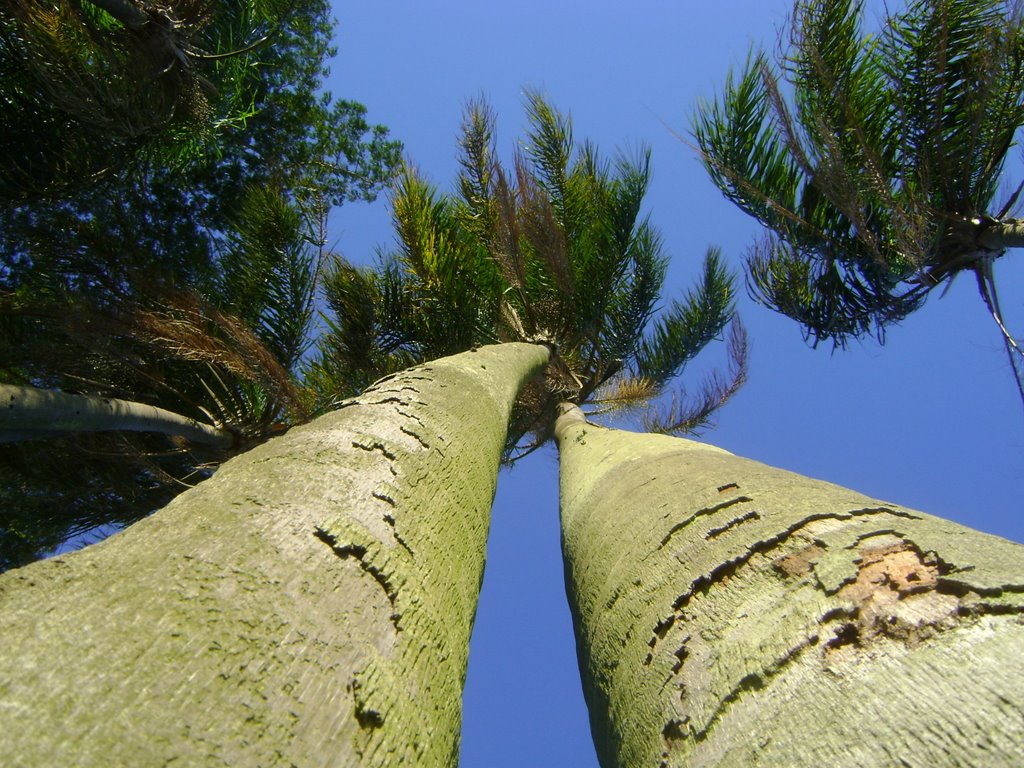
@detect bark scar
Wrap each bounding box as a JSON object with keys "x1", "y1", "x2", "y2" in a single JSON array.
[
  {"x1": 352, "y1": 439, "x2": 398, "y2": 461},
  {"x1": 313, "y1": 528, "x2": 402, "y2": 630},
  {"x1": 672, "y1": 507, "x2": 917, "y2": 612},
  {"x1": 824, "y1": 539, "x2": 959, "y2": 651},
  {"x1": 705, "y1": 510, "x2": 761, "y2": 540},
  {"x1": 659, "y1": 496, "x2": 753, "y2": 547}
]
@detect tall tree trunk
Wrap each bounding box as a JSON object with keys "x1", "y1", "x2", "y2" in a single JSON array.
[
  {"x1": 0, "y1": 383, "x2": 233, "y2": 447},
  {"x1": 555, "y1": 405, "x2": 1024, "y2": 768},
  {"x1": 0, "y1": 343, "x2": 549, "y2": 767}
]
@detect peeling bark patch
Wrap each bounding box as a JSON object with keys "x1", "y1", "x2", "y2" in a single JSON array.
[
  {"x1": 671, "y1": 642, "x2": 689, "y2": 674},
  {"x1": 353, "y1": 395, "x2": 416, "y2": 409},
  {"x1": 313, "y1": 528, "x2": 402, "y2": 630},
  {"x1": 843, "y1": 542, "x2": 939, "y2": 601},
  {"x1": 650, "y1": 509, "x2": 920, "y2": 687},
  {"x1": 670, "y1": 508, "x2": 901, "y2": 613},
  {"x1": 644, "y1": 616, "x2": 678, "y2": 666},
  {"x1": 662, "y1": 718, "x2": 688, "y2": 743},
  {"x1": 377, "y1": 512, "x2": 414, "y2": 557},
  {"x1": 653, "y1": 615, "x2": 676, "y2": 639},
  {"x1": 352, "y1": 440, "x2": 397, "y2": 462},
  {"x1": 846, "y1": 506, "x2": 919, "y2": 521},
  {"x1": 350, "y1": 675, "x2": 386, "y2": 732},
  {"x1": 354, "y1": 703, "x2": 384, "y2": 730},
  {"x1": 824, "y1": 620, "x2": 860, "y2": 651},
  {"x1": 399, "y1": 425, "x2": 430, "y2": 449},
  {"x1": 825, "y1": 541, "x2": 960, "y2": 649},
  {"x1": 395, "y1": 408, "x2": 427, "y2": 428}
]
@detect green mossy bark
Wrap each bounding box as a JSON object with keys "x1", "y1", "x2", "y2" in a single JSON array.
[
  {"x1": 0, "y1": 343, "x2": 549, "y2": 768},
  {"x1": 556, "y1": 409, "x2": 1024, "y2": 768}
]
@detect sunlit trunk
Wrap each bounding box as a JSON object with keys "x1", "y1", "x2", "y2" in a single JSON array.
[
  {"x1": 978, "y1": 216, "x2": 1024, "y2": 250},
  {"x1": 0, "y1": 384, "x2": 233, "y2": 447},
  {"x1": 0, "y1": 343, "x2": 549, "y2": 767},
  {"x1": 556, "y1": 404, "x2": 1024, "y2": 767}
]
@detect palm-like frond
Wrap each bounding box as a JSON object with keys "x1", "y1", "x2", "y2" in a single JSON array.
[
  {"x1": 457, "y1": 96, "x2": 500, "y2": 239},
  {"x1": 695, "y1": 0, "x2": 1024, "y2": 365},
  {"x1": 317, "y1": 93, "x2": 746, "y2": 455},
  {"x1": 636, "y1": 247, "x2": 735, "y2": 385},
  {"x1": 0, "y1": 433, "x2": 184, "y2": 571},
  {"x1": 392, "y1": 165, "x2": 505, "y2": 353},
  {"x1": 644, "y1": 317, "x2": 749, "y2": 435},
  {"x1": 306, "y1": 255, "x2": 419, "y2": 402},
  {"x1": 218, "y1": 184, "x2": 319, "y2": 371},
  {"x1": 882, "y1": 0, "x2": 1024, "y2": 212},
  {"x1": 0, "y1": 0, "x2": 283, "y2": 200},
  {"x1": 0, "y1": 0, "x2": 402, "y2": 568},
  {"x1": 524, "y1": 89, "x2": 573, "y2": 220}
]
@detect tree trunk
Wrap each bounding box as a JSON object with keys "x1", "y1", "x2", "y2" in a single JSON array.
[
  {"x1": 978, "y1": 216, "x2": 1024, "y2": 250},
  {"x1": 555, "y1": 405, "x2": 1024, "y2": 768},
  {"x1": 0, "y1": 384, "x2": 233, "y2": 447},
  {"x1": 0, "y1": 343, "x2": 549, "y2": 767}
]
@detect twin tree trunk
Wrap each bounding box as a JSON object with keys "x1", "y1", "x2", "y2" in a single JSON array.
[
  {"x1": 0, "y1": 343, "x2": 549, "y2": 767},
  {"x1": 555, "y1": 405, "x2": 1024, "y2": 767},
  {"x1": 2, "y1": 346, "x2": 1021, "y2": 767}
]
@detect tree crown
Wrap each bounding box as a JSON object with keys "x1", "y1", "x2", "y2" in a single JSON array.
[
  {"x1": 694, "y1": 0, "x2": 1024, "y2": 349},
  {"x1": 312, "y1": 92, "x2": 746, "y2": 459}
]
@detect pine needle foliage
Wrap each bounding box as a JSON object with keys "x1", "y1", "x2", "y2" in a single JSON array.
[
  {"x1": 0, "y1": 0, "x2": 400, "y2": 565},
  {"x1": 314, "y1": 93, "x2": 746, "y2": 457},
  {"x1": 694, "y1": 0, "x2": 1024, "y2": 401},
  {"x1": 0, "y1": 0, "x2": 290, "y2": 200},
  {"x1": 218, "y1": 185, "x2": 320, "y2": 373}
]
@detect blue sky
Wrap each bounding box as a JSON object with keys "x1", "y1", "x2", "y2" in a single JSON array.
[{"x1": 326, "y1": 2, "x2": 1024, "y2": 765}]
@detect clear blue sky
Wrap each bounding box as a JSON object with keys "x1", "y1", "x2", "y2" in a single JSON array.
[{"x1": 326, "y1": 2, "x2": 1024, "y2": 765}]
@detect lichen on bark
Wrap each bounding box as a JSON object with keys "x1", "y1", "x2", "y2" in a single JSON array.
[
  {"x1": 0, "y1": 343, "x2": 549, "y2": 767},
  {"x1": 556, "y1": 411, "x2": 1024, "y2": 768}
]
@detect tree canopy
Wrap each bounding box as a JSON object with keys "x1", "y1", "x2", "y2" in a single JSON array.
[
  {"x1": 1, "y1": 0, "x2": 289, "y2": 200},
  {"x1": 694, "y1": 0, "x2": 1024, "y2": 396},
  {"x1": 0, "y1": 0, "x2": 401, "y2": 568},
  {"x1": 311, "y1": 93, "x2": 747, "y2": 459}
]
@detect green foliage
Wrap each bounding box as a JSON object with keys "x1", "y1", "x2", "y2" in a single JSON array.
[
  {"x1": 313, "y1": 93, "x2": 744, "y2": 456},
  {"x1": 695, "y1": 0, "x2": 1024, "y2": 347},
  {"x1": 218, "y1": 185, "x2": 319, "y2": 371},
  {"x1": 636, "y1": 248, "x2": 734, "y2": 383},
  {"x1": 0, "y1": 0, "x2": 267, "y2": 200},
  {"x1": 0, "y1": 433, "x2": 191, "y2": 572},
  {"x1": 0, "y1": 0, "x2": 401, "y2": 567},
  {"x1": 306, "y1": 256, "x2": 419, "y2": 398}
]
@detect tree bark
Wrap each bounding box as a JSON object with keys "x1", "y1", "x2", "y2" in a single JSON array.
[
  {"x1": 0, "y1": 343, "x2": 549, "y2": 767},
  {"x1": 978, "y1": 217, "x2": 1024, "y2": 251},
  {"x1": 0, "y1": 384, "x2": 234, "y2": 447},
  {"x1": 555, "y1": 405, "x2": 1024, "y2": 768}
]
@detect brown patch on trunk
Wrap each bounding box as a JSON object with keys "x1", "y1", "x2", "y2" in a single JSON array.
[
  {"x1": 840, "y1": 542, "x2": 939, "y2": 601},
  {"x1": 829, "y1": 541, "x2": 959, "y2": 649},
  {"x1": 773, "y1": 544, "x2": 826, "y2": 578}
]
